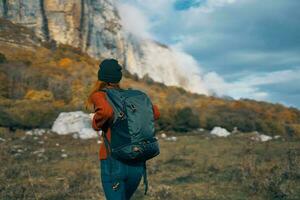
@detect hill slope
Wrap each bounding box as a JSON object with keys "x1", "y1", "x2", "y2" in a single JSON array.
[{"x1": 0, "y1": 18, "x2": 300, "y2": 137}]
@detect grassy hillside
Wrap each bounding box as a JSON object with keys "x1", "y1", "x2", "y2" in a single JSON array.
[
  {"x1": 0, "y1": 18, "x2": 300, "y2": 137},
  {"x1": 1, "y1": 128, "x2": 299, "y2": 200}
]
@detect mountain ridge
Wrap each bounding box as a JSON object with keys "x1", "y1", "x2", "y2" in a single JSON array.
[{"x1": 0, "y1": 0, "x2": 207, "y2": 94}]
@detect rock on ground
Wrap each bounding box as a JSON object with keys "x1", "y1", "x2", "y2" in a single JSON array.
[
  {"x1": 250, "y1": 132, "x2": 273, "y2": 142},
  {"x1": 210, "y1": 127, "x2": 231, "y2": 137},
  {"x1": 51, "y1": 111, "x2": 98, "y2": 139}
]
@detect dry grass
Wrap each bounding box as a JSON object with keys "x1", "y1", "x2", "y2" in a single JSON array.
[{"x1": 1, "y1": 128, "x2": 299, "y2": 200}]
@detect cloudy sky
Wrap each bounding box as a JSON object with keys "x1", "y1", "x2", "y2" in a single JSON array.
[{"x1": 117, "y1": 0, "x2": 300, "y2": 108}]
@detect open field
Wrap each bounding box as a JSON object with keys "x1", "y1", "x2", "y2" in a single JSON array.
[{"x1": 0, "y1": 128, "x2": 299, "y2": 200}]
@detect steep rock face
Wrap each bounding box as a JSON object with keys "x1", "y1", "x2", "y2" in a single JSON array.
[
  {"x1": 0, "y1": 0, "x2": 125, "y2": 59},
  {"x1": 0, "y1": 0, "x2": 207, "y2": 94}
]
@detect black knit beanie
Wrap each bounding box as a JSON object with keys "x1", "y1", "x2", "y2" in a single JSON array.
[{"x1": 98, "y1": 59, "x2": 122, "y2": 83}]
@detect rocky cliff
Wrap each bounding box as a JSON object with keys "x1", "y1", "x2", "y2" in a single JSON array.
[{"x1": 0, "y1": 0, "x2": 207, "y2": 94}]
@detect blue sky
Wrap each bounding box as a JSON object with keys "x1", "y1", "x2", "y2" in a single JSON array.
[
  {"x1": 117, "y1": 0, "x2": 300, "y2": 109},
  {"x1": 174, "y1": 0, "x2": 204, "y2": 10}
]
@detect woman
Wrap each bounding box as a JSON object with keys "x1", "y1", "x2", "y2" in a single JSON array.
[{"x1": 86, "y1": 59, "x2": 160, "y2": 200}]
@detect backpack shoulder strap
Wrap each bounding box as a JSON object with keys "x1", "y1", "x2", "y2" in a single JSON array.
[
  {"x1": 99, "y1": 88, "x2": 125, "y2": 123},
  {"x1": 143, "y1": 162, "x2": 148, "y2": 195}
]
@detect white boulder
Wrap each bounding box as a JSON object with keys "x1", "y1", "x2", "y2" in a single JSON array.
[
  {"x1": 274, "y1": 135, "x2": 281, "y2": 139},
  {"x1": 259, "y1": 134, "x2": 273, "y2": 142},
  {"x1": 210, "y1": 127, "x2": 231, "y2": 137},
  {"x1": 251, "y1": 133, "x2": 273, "y2": 142},
  {"x1": 51, "y1": 111, "x2": 97, "y2": 139}
]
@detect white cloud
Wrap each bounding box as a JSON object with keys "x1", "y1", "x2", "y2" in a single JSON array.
[
  {"x1": 240, "y1": 68, "x2": 300, "y2": 86},
  {"x1": 203, "y1": 67, "x2": 300, "y2": 101},
  {"x1": 117, "y1": 3, "x2": 152, "y2": 38},
  {"x1": 117, "y1": 0, "x2": 300, "y2": 107},
  {"x1": 203, "y1": 71, "x2": 269, "y2": 100},
  {"x1": 118, "y1": 0, "x2": 293, "y2": 102}
]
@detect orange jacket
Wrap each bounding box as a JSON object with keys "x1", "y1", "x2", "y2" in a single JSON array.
[{"x1": 91, "y1": 91, "x2": 160, "y2": 160}]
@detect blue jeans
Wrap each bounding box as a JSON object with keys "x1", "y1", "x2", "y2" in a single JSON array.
[{"x1": 100, "y1": 156, "x2": 145, "y2": 200}]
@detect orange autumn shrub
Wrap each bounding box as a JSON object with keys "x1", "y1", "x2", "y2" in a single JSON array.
[{"x1": 58, "y1": 58, "x2": 73, "y2": 68}]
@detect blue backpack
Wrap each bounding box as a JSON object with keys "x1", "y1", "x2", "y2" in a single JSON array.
[{"x1": 101, "y1": 88, "x2": 160, "y2": 194}]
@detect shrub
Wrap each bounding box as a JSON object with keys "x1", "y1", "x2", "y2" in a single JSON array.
[
  {"x1": 0, "y1": 71, "x2": 9, "y2": 98},
  {"x1": 173, "y1": 107, "x2": 200, "y2": 132},
  {"x1": 141, "y1": 73, "x2": 154, "y2": 85},
  {"x1": 265, "y1": 120, "x2": 286, "y2": 136},
  {"x1": 157, "y1": 107, "x2": 200, "y2": 132},
  {"x1": 0, "y1": 99, "x2": 72, "y2": 129},
  {"x1": 123, "y1": 69, "x2": 139, "y2": 81},
  {"x1": 205, "y1": 115, "x2": 223, "y2": 130},
  {"x1": 24, "y1": 89, "x2": 54, "y2": 101},
  {"x1": 157, "y1": 112, "x2": 174, "y2": 131},
  {"x1": 285, "y1": 124, "x2": 300, "y2": 138},
  {"x1": 0, "y1": 53, "x2": 7, "y2": 63},
  {"x1": 58, "y1": 58, "x2": 73, "y2": 68},
  {"x1": 48, "y1": 77, "x2": 72, "y2": 102}
]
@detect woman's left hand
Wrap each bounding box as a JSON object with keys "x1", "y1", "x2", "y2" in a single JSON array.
[{"x1": 89, "y1": 113, "x2": 95, "y2": 120}]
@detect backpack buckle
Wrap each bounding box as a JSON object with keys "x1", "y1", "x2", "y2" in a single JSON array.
[
  {"x1": 133, "y1": 146, "x2": 142, "y2": 152},
  {"x1": 119, "y1": 111, "x2": 125, "y2": 120},
  {"x1": 130, "y1": 104, "x2": 136, "y2": 112}
]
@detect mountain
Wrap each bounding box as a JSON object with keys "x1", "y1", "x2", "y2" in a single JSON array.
[
  {"x1": 0, "y1": 0, "x2": 206, "y2": 94},
  {"x1": 0, "y1": 2, "x2": 300, "y2": 138}
]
